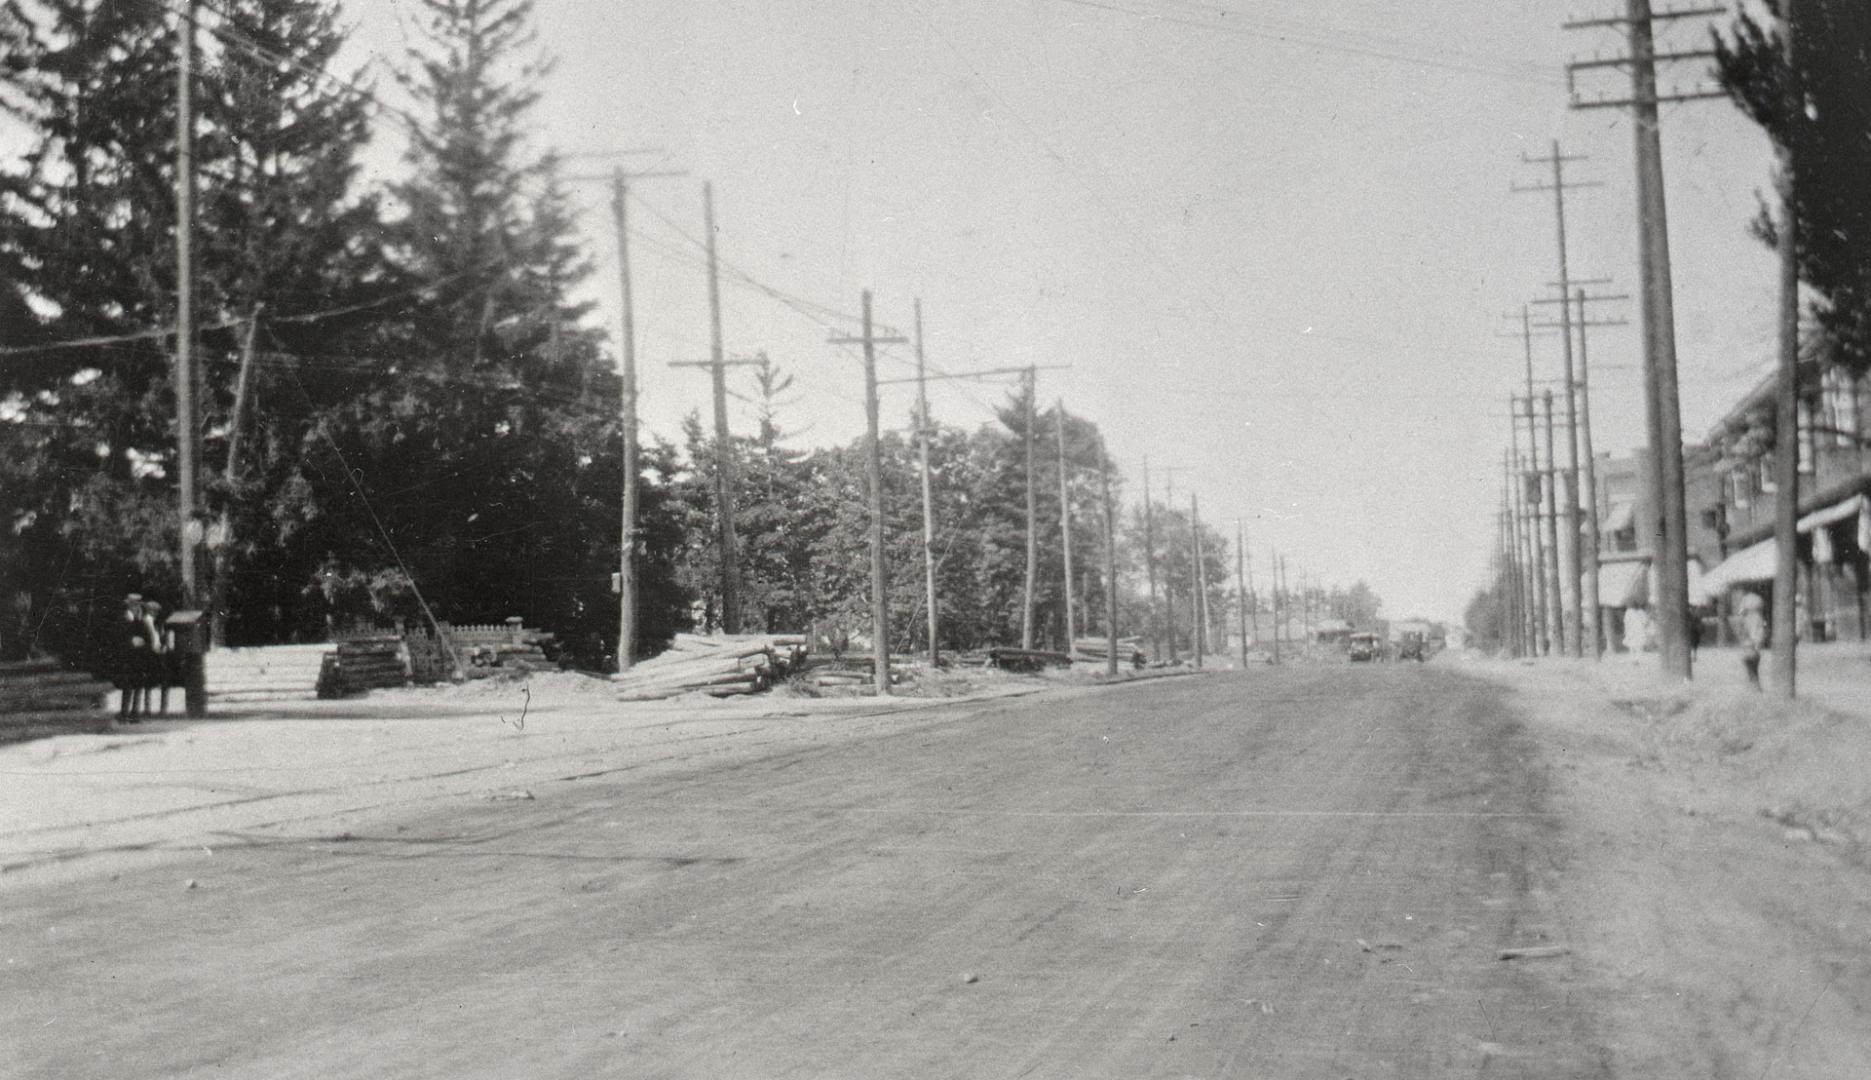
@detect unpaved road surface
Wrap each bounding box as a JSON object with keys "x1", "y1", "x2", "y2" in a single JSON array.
[{"x1": 3, "y1": 665, "x2": 1863, "y2": 1077}]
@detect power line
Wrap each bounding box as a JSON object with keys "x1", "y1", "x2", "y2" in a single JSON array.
[{"x1": 1048, "y1": 0, "x2": 1562, "y2": 86}]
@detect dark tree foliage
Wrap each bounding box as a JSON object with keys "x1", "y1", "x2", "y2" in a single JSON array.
[
  {"x1": 296, "y1": 0, "x2": 639, "y2": 662},
  {"x1": 0, "y1": 0, "x2": 387, "y2": 663},
  {"x1": 1716, "y1": 0, "x2": 1871, "y2": 375}
]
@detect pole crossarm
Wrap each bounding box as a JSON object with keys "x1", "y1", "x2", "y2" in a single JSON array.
[
  {"x1": 1570, "y1": 89, "x2": 1728, "y2": 109},
  {"x1": 1532, "y1": 292, "x2": 1630, "y2": 305},
  {"x1": 1531, "y1": 319, "x2": 1631, "y2": 330},
  {"x1": 1567, "y1": 49, "x2": 1716, "y2": 72},
  {"x1": 1563, "y1": 6, "x2": 1724, "y2": 29},
  {"x1": 875, "y1": 363, "x2": 1065, "y2": 386}
]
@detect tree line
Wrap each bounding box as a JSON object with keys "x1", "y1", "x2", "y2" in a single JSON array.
[{"x1": 0, "y1": 0, "x2": 1375, "y2": 672}]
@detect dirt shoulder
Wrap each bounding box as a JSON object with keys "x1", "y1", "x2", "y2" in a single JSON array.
[{"x1": 1456, "y1": 647, "x2": 1871, "y2": 1078}]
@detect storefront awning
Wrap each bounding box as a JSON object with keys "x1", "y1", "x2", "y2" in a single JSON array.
[
  {"x1": 1799, "y1": 493, "x2": 1865, "y2": 533},
  {"x1": 1701, "y1": 538, "x2": 1778, "y2": 594}
]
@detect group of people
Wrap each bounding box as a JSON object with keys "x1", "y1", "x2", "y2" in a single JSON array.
[{"x1": 116, "y1": 593, "x2": 178, "y2": 720}]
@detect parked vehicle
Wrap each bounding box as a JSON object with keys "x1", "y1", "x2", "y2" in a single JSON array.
[
  {"x1": 1396, "y1": 630, "x2": 1426, "y2": 662},
  {"x1": 1347, "y1": 632, "x2": 1380, "y2": 662}
]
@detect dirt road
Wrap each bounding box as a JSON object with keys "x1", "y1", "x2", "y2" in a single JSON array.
[{"x1": 5, "y1": 664, "x2": 1865, "y2": 1078}]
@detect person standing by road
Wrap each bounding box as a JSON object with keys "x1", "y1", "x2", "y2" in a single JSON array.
[{"x1": 1739, "y1": 591, "x2": 1768, "y2": 691}]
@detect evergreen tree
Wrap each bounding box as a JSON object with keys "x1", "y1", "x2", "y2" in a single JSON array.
[
  {"x1": 306, "y1": 0, "x2": 620, "y2": 646},
  {"x1": 1716, "y1": 0, "x2": 1871, "y2": 375},
  {"x1": 0, "y1": 0, "x2": 385, "y2": 661}
]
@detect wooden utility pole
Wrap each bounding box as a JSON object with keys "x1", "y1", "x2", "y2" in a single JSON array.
[
  {"x1": 173, "y1": 0, "x2": 205, "y2": 717},
  {"x1": 1158, "y1": 465, "x2": 1189, "y2": 662},
  {"x1": 1515, "y1": 142, "x2": 1599, "y2": 657},
  {"x1": 1770, "y1": 0, "x2": 1804, "y2": 699},
  {"x1": 1574, "y1": 289, "x2": 1611, "y2": 657},
  {"x1": 1021, "y1": 366, "x2": 1039, "y2": 650},
  {"x1": 831, "y1": 293, "x2": 907, "y2": 695},
  {"x1": 915, "y1": 300, "x2": 939, "y2": 666},
  {"x1": 878, "y1": 360, "x2": 1061, "y2": 660},
  {"x1": 1235, "y1": 520, "x2": 1249, "y2": 668},
  {"x1": 175, "y1": 0, "x2": 201, "y2": 612},
  {"x1": 1512, "y1": 395, "x2": 1549, "y2": 655},
  {"x1": 1541, "y1": 390, "x2": 1566, "y2": 655},
  {"x1": 1056, "y1": 400, "x2": 1077, "y2": 651},
  {"x1": 209, "y1": 308, "x2": 263, "y2": 650},
  {"x1": 1566, "y1": 0, "x2": 1724, "y2": 680},
  {"x1": 1100, "y1": 437, "x2": 1120, "y2": 677},
  {"x1": 1536, "y1": 287, "x2": 1630, "y2": 657},
  {"x1": 1142, "y1": 458, "x2": 1161, "y2": 662},
  {"x1": 698, "y1": 182, "x2": 744, "y2": 633},
  {"x1": 604, "y1": 166, "x2": 683, "y2": 671},
  {"x1": 1190, "y1": 493, "x2": 1206, "y2": 667}
]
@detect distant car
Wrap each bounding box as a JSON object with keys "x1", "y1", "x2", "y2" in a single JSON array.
[
  {"x1": 1348, "y1": 632, "x2": 1380, "y2": 662},
  {"x1": 1395, "y1": 631, "x2": 1426, "y2": 662}
]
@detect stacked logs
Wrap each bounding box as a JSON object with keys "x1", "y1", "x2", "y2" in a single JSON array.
[
  {"x1": 0, "y1": 657, "x2": 114, "y2": 742},
  {"x1": 315, "y1": 637, "x2": 410, "y2": 698},
  {"x1": 1070, "y1": 636, "x2": 1147, "y2": 669},
  {"x1": 613, "y1": 633, "x2": 808, "y2": 701}
]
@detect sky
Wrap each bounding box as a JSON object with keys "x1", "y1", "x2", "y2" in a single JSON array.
[{"x1": 331, "y1": 0, "x2": 1783, "y2": 624}]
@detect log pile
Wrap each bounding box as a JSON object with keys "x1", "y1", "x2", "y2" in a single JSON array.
[
  {"x1": 987, "y1": 647, "x2": 1073, "y2": 673},
  {"x1": 0, "y1": 657, "x2": 114, "y2": 742},
  {"x1": 315, "y1": 637, "x2": 410, "y2": 698},
  {"x1": 792, "y1": 654, "x2": 916, "y2": 691},
  {"x1": 1070, "y1": 636, "x2": 1147, "y2": 669},
  {"x1": 613, "y1": 633, "x2": 808, "y2": 701},
  {"x1": 462, "y1": 631, "x2": 556, "y2": 678}
]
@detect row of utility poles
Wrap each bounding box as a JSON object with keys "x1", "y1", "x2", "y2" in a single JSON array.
[{"x1": 1500, "y1": 1, "x2": 1806, "y2": 699}]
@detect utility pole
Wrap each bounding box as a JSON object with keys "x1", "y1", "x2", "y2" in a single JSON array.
[
  {"x1": 1190, "y1": 493, "x2": 1206, "y2": 667},
  {"x1": 603, "y1": 165, "x2": 684, "y2": 671},
  {"x1": 1770, "y1": 0, "x2": 1804, "y2": 699},
  {"x1": 1158, "y1": 465, "x2": 1190, "y2": 662},
  {"x1": 1056, "y1": 400, "x2": 1078, "y2": 651},
  {"x1": 1567, "y1": 1, "x2": 1724, "y2": 681},
  {"x1": 680, "y1": 181, "x2": 749, "y2": 634},
  {"x1": 1270, "y1": 551, "x2": 1282, "y2": 664},
  {"x1": 829, "y1": 292, "x2": 907, "y2": 695},
  {"x1": 1100, "y1": 436, "x2": 1120, "y2": 677},
  {"x1": 915, "y1": 300, "x2": 939, "y2": 667},
  {"x1": 1535, "y1": 286, "x2": 1630, "y2": 658},
  {"x1": 1142, "y1": 459, "x2": 1161, "y2": 662},
  {"x1": 1515, "y1": 141, "x2": 1599, "y2": 658},
  {"x1": 209, "y1": 308, "x2": 262, "y2": 650},
  {"x1": 879, "y1": 361, "x2": 1062, "y2": 661},
  {"x1": 1514, "y1": 395, "x2": 1550, "y2": 655},
  {"x1": 175, "y1": 0, "x2": 200, "y2": 612},
  {"x1": 1021, "y1": 367, "x2": 1038, "y2": 649},
  {"x1": 1541, "y1": 390, "x2": 1566, "y2": 657},
  {"x1": 172, "y1": 0, "x2": 205, "y2": 716},
  {"x1": 1235, "y1": 520, "x2": 1249, "y2": 668}
]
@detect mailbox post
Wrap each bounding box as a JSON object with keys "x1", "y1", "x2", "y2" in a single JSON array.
[{"x1": 166, "y1": 609, "x2": 208, "y2": 718}]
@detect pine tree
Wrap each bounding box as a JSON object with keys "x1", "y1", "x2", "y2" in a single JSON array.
[
  {"x1": 305, "y1": 0, "x2": 618, "y2": 643},
  {"x1": 0, "y1": 0, "x2": 385, "y2": 660},
  {"x1": 1716, "y1": 0, "x2": 1871, "y2": 375}
]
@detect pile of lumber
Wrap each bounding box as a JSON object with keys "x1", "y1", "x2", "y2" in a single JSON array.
[
  {"x1": 316, "y1": 637, "x2": 409, "y2": 698},
  {"x1": 987, "y1": 647, "x2": 1073, "y2": 673},
  {"x1": 1071, "y1": 636, "x2": 1146, "y2": 668},
  {"x1": 206, "y1": 644, "x2": 327, "y2": 703},
  {"x1": 0, "y1": 657, "x2": 114, "y2": 742},
  {"x1": 796, "y1": 655, "x2": 896, "y2": 690},
  {"x1": 614, "y1": 633, "x2": 807, "y2": 701},
  {"x1": 462, "y1": 631, "x2": 557, "y2": 678}
]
